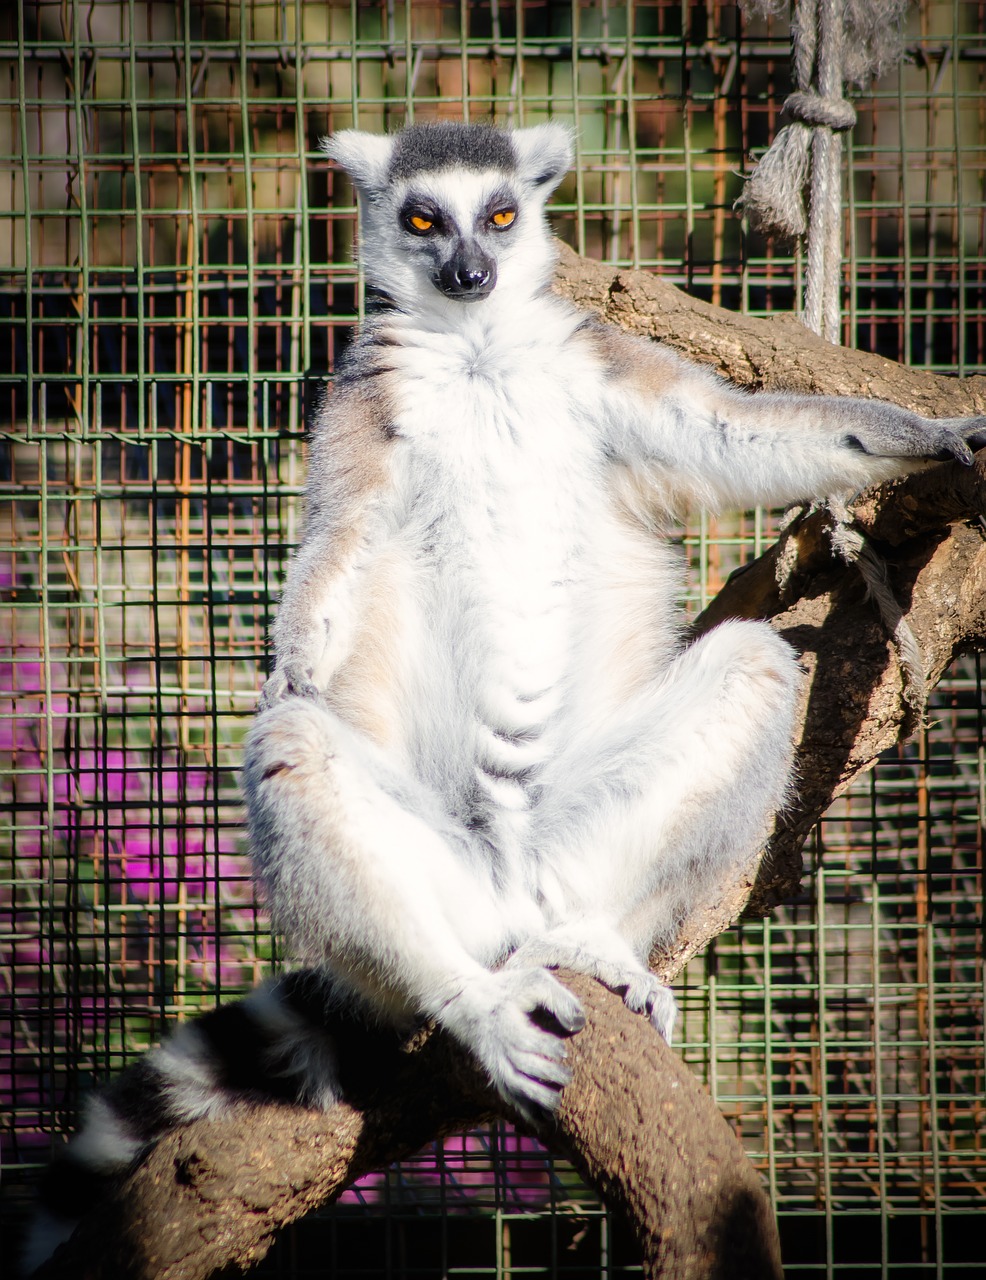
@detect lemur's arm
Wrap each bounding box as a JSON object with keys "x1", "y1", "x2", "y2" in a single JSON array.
[
  {"x1": 261, "y1": 380, "x2": 394, "y2": 707},
  {"x1": 582, "y1": 323, "x2": 986, "y2": 512},
  {"x1": 262, "y1": 536, "x2": 354, "y2": 706}
]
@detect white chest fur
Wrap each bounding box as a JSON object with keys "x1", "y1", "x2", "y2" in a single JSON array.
[
  {"x1": 384, "y1": 307, "x2": 605, "y2": 708},
  {"x1": 326, "y1": 300, "x2": 681, "y2": 821}
]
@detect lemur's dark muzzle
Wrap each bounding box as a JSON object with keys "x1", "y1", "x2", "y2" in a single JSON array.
[{"x1": 437, "y1": 244, "x2": 497, "y2": 301}]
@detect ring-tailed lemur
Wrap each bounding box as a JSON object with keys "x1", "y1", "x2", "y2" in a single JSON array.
[{"x1": 27, "y1": 119, "x2": 986, "y2": 1271}]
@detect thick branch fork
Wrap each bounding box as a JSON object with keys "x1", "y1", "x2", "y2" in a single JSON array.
[{"x1": 33, "y1": 251, "x2": 986, "y2": 1280}]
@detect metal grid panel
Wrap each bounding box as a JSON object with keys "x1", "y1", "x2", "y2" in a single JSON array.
[{"x1": 1, "y1": 2, "x2": 984, "y2": 1276}]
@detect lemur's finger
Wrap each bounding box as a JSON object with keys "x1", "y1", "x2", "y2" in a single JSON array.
[
  {"x1": 938, "y1": 433, "x2": 975, "y2": 466},
  {"x1": 964, "y1": 417, "x2": 986, "y2": 452}
]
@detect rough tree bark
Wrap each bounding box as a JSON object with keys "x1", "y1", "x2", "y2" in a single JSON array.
[{"x1": 33, "y1": 248, "x2": 986, "y2": 1280}]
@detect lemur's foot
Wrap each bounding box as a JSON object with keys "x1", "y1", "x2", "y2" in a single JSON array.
[
  {"x1": 507, "y1": 933, "x2": 677, "y2": 1044},
  {"x1": 438, "y1": 967, "x2": 585, "y2": 1122},
  {"x1": 619, "y1": 971, "x2": 677, "y2": 1043}
]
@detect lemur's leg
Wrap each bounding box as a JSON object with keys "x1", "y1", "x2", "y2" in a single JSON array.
[
  {"x1": 516, "y1": 619, "x2": 802, "y2": 1040},
  {"x1": 243, "y1": 697, "x2": 584, "y2": 1117}
]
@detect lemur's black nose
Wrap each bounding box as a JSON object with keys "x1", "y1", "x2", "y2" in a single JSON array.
[
  {"x1": 457, "y1": 266, "x2": 491, "y2": 291},
  {"x1": 438, "y1": 245, "x2": 497, "y2": 301}
]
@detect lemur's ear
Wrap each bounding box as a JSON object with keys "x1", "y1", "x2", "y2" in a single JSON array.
[
  {"x1": 321, "y1": 130, "x2": 395, "y2": 196},
  {"x1": 510, "y1": 123, "x2": 574, "y2": 194}
]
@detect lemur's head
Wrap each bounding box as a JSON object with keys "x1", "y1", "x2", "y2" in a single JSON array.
[{"x1": 322, "y1": 121, "x2": 573, "y2": 312}]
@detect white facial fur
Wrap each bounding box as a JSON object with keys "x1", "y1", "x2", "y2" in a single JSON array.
[{"x1": 322, "y1": 124, "x2": 573, "y2": 313}]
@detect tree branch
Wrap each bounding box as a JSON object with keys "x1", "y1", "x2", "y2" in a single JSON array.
[
  {"x1": 34, "y1": 974, "x2": 783, "y2": 1280},
  {"x1": 33, "y1": 250, "x2": 986, "y2": 1280},
  {"x1": 553, "y1": 242, "x2": 986, "y2": 415}
]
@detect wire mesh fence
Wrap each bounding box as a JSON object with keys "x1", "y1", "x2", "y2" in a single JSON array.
[{"x1": 1, "y1": 1, "x2": 984, "y2": 1276}]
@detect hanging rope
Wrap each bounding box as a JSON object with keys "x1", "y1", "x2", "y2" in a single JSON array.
[{"x1": 736, "y1": 0, "x2": 911, "y2": 343}]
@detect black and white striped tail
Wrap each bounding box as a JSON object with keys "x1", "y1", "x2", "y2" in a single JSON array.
[{"x1": 24, "y1": 973, "x2": 396, "y2": 1274}]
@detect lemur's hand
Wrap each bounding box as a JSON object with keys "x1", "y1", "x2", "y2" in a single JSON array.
[
  {"x1": 843, "y1": 410, "x2": 986, "y2": 465},
  {"x1": 258, "y1": 662, "x2": 320, "y2": 711}
]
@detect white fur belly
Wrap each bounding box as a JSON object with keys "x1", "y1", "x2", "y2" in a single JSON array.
[
  {"x1": 381, "y1": 354, "x2": 598, "y2": 813},
  {"x1": 399, "y1": 436, "x2": 583, "y2": 769},
  {"x1": 330, "y1": 318, "x2": 682, "y2": 846}
]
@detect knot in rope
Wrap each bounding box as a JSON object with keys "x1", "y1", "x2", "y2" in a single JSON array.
[
  {"x1": 736, "y1": 0, "x2": 911, "y2": 343},
  {"x1": 781, "y1": 90, "x2": 857, "y2": 132}
]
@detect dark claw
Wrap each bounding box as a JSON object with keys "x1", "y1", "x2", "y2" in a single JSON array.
[
  {"x1": 286, "y1": 677, "x2": 320, "y2": 701},
  {"x1": 280, "y1": 663, "x2": 320, "y2": 701},
  {"x1": 562, "y1": 1006, "x2": 586, "y2": 1034},
  {"x1": 959, "y1": 415, "x2": 986, "y2": 455},
  {"x1": 938, "y1": 436, "x2": 974, "y2": 466},
  {"x1": 257, "y1": 667, "x2": 320, "y2": 711},
  {"x1": 530, "y1": 1003, "x2": 585, "y2": 1036},
  {"x1": 955, "y1": 444, "x2": 975, "y2": 466},
  {"x1": 544, "y1": 997, "x2": 586, "y2": 1034}
]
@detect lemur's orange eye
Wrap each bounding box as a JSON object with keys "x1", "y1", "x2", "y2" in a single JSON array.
[
  {"x1": 491, "y1": 209, "x2": 516, "y2": 228},
  {"x1": 406, "y1": 213, "x2": 434, "y2": 234}
]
